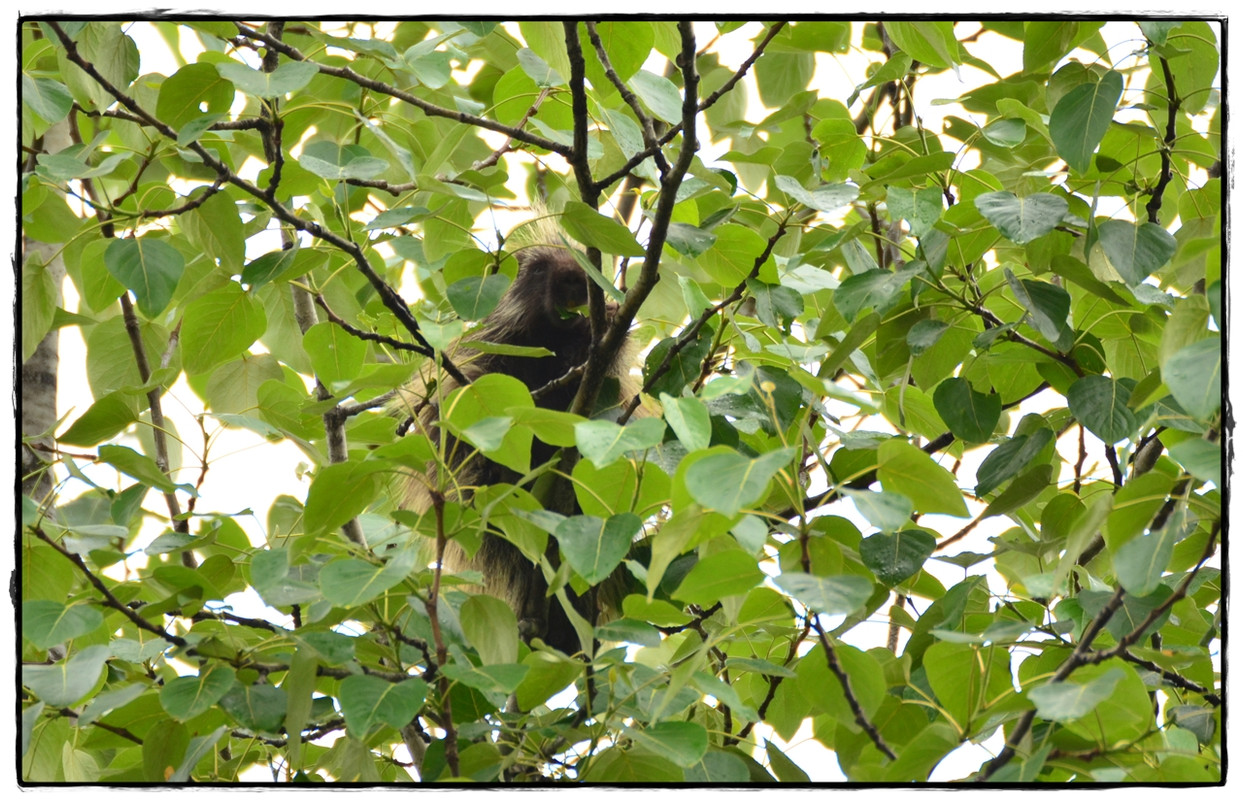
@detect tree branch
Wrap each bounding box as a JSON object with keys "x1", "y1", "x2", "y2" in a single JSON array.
[
  {"x1": 47, "y1": 21, "x2": 469, "y2": 389},
  {"x1": 812, "y1": 618, "x2": 896, "y2": 760},
  {"x1": 232, "y1": 22, "x2": 572, "y2": 158}
]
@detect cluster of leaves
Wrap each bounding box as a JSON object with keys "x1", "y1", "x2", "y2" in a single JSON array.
[{"x1": 20, "y1": 19, "x2": 1221, "y2": 784}]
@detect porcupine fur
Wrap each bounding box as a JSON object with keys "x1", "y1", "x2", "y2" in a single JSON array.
[{"x1": 398, "y1": 213, "x2": 639, "y2": 654}]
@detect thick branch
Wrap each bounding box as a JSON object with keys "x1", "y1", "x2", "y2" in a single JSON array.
[{"x1": 593, "y1": 22, "x2": 786, "y2": 193}]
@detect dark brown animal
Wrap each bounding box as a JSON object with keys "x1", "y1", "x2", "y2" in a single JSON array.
[{"x1": 399, "y1": 238, "x2": 637, "y2": 653}]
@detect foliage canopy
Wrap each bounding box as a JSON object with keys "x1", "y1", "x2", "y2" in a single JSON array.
[{"x1": 19, "y1": 19, "x2": 1222, "y2": 784}]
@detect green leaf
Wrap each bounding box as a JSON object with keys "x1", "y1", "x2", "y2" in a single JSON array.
[
  {"x1": 515, "y1": 651, "x2": 581, "y2": 711},
  {"x1": 156, "y1": 62, "x2": 234, "y2": 128},
  {"x1": 859, "y1": 529, "x2": 937, "y2": 586},
  {"x1": 181, "y1": 190, "x2": 244, "y2": 273},
  {"x1": 585, "y1": 21, "x2": 653, "y2": 89},
  {"x1": 877, "y1": 439, "x2": 968, "y2": 517},
  {"x1": 974, "y1": 191, "x2": 1068, "y2": 245},
  {"x1": 175, "y1": 113, "x2": 225, "y2": 146},
  {"x1": 1050, "y1": 70, "x2": 1123, "y2": 173},
  {"x1": 907, "y1": 319, "x2": 950, "y2": 356},
  {"x1": 975, "y1": 427, "x2": 1053, "y2": 496},
  {"x1": 659, "y1": 393, "x2": 711, "y2": 452},
  {"x1": 21, "y1": 253, "x2": 57, "y2": 362},
  {"x1": 507, "y1": 407, "x2": 583, "y2": 448},
  {"x1": 1096, "y1": 219, "x2": 1178, "y2": 286},
  {"x1": 441, "y1": 373, "x2": 535, "y2": 475},
  {"x1": 1163, "y1": 337, "x2": 1221, "y2": 420},
  {"x1": 552, "y1": 513, "x2": 640, "y2": 586},
  {"x1": 981, "y1": 117, "x2": 1026, "y2": 147},
  {"x1": 932, "y1": 377, "x2": 1001, "y2": 443},
  {"x1": 77, "y1": 684, "x2": 147, "y2": 727},
  {"x1": 515, "y1": 47, "x2": 564, "y2": 87},
  {"x1": 96, "y1": 444, "x2": 181, "y2": 493},
  {"x1": 441, "y1": 663, "x2": 529, "y2": 698},
  {"x1": 756, "y1": 51, "x2": 813, "y2": 107},
  {"x1": 665, "y1": 223, "x2": 717, "y2": 257},
  {"x1": 833, "y1": 262, "x2": 923, "y2": 322},
  {"x1": 22, "y1": 645, "x2": 110, "y2": 706},
  {"x1": 159, "y1": 665, "x2": 236, "y2": 722},
  {"x1": 1114, "y1": 526, "x2": 1176, "y2": 597},
  {"x1": 1067, "y1": 375, "x2": 1137, "y2": 444},
  {"x1": 766, "y1": 737, "x2": 811, "y2": 782},
  {"x1": 982, "y1": 463, "x2": 1054, "y2": 520},
  {"x1": 750, "y1": 280, "x2": 804, "y2": 331},
  {"x1": 671, "y1": 549, "x2": 764, "y2": 606},
  {"x1": 446, "y1": 273, "x2": 511, "y2": 321},
  {"x1": 575, "y1": 416, "x2": 665, "y2": 469},
  {"x1": 22, "y1": 601, "x2": 104, "y2": 650},
  {"x1": 625, "y1": 721, "x2": 709, "y2": 768},
  {"x1": 595, "y1": 618, "x2": 662, "y2": 647},
  {"x1": 924, "y1": 641, "x2": 1012, "y2": 731},
  {"x1": 170, "y1": 726, "x2": 228, "y2": 782},
  {"x1": 684, "y1": 447, "x2": 795, "y2": 516},
  {"x1": 585, "y1": 748, "x2": 683, "y2": 783},
  {"x1": 629, "y1": 69, "x2": 684, "y2": 124},
  {"x1": 58, "y1": 391, "x2": 138, "y2": 447},
  {"x1": 303, "y1": 460, "x2": 386, "y2": 539},
  {"x1": 298, "y1": 141, "x2": 388, "y2": 181},
  {"x1": 644, "y1": 329, "x2": 714, "y2": 397},
  {"x1": 338, "y1": 674, "x2": 427, "y2": 738},
  {"x1": 103, "y1": 237, "x2": 186, "y2": 318},
  {"x1": 215, "y1": 60, "x2": 319, "y2": 97},
  {"x1": 1168, "y1": 704, "x2": 1216, "y2": 744},
  {"x1": 180, "y1": 283, "x2": 267, "y2": 375},
  {"x1": 842, "y1": 487, "x2": 913, "y2": 532},
  {"x1": 560, "y1": 201, "x2": 646, "y2": 257},
  {"x1": 296, "y1": 631, "x2": 356, "y2": 665},
  {"x1": 698, "y1": 224, "x2": 771, "y2": 286},
  {"x1": 303, "y1": 320, "x2": 367, "y2": 386},
  {"x1": 1005, "y1": 269, "x2": 1071, "y2": 344},
  {"x1": 886, "y1": 184, "x2": 943, "y2": 235},
  {"x1": 1103, "y1": 472, "x2": 1174, "y2": 549},
  {"x1": 241, "y1": 247, "x2": 303, "y2": 288},
  {"x1": 773, "y1": 572, "x2": 873, "y2": 616},
  {"x1": 22, "y1": 75, "x2": 74, "y2": 124},
  {"x1": 883, "y1": 21, "x2": 960, "y2": 69},
  {"x1": 774, "y1": 175, "x2": 859, "y2": 213},
  {"x1": 219, "y1": 683, "x2": 286, "y2": 733},
  {"x1": 461, "y1": 594, "x2": 520, "y2": 665},
  {"x1": 683, "y1": 749, "x2": 753, "y2": 783},
  {"x1": 319, "y1": 548, "x2": 418, "y2": 607},
  {"x1": 1029, "y1": 668, "x2": 1125, "y2": 722},
  {"x1": 1167, "y1": 438, "x2": 1220, "y2": 483}
]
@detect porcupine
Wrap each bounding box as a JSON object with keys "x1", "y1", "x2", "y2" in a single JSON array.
[{"x1": 397, "y1": 214, "x2": 640, "y2": 654}]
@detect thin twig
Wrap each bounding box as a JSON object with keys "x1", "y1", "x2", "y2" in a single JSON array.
[
  {"x1": 812, "y1": 617, "x2": 896, "y2": 760},
  {"x1": 593, "y1": 22, "x2": 786, "y2": 192},
  {"x1": 619, "y1": 218, "x2": 790, "y2": 423},
  {"x1": 30, "y1": 526, "x2": 189, "y2": 649},
  {"x1": 232, "y1": 22, "x2": 571, "y2": 158},
  {"x1": 47, "y1": 22, "x2": 469, "y2": 389}
]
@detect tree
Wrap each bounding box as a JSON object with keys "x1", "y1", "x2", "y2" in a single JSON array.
[{"x1": 18, "y1": 18, "x2": 1223, "y2": 784}]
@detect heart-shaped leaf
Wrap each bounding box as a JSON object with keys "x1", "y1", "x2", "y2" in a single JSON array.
[
  {"x1": 975, "y1": 191, "x2": 1069, "y2": 245},
  {"x1": 860, "y1": 529, "x2": 937, "y2": 586}
]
